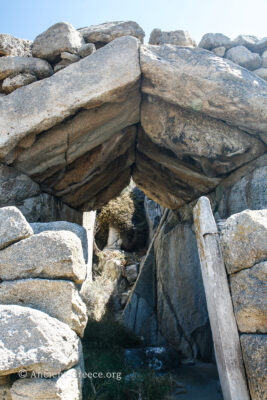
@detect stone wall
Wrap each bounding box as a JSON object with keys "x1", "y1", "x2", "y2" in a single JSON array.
[
  {"x1": 219, "y1": 209, "x2": 267, "y2": 400},
  {"x1": 0, "y1": 206, "x2": 88, "y2": 399}
]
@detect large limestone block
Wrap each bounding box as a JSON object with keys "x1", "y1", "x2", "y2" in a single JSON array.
[
  {"x1": 230, "y1": 262, "x2": 267, "y2": 333},
  {"x1": 225, "y1": 45, "x2": 262, "y2": 71},
  {"x1": 0, "y1": 164, "x2": 40, "y2": 207},
  {"x1": 32, "y1": 22, "x2": 85, "y2": 61},
  {"x1": 0, "y1": 56, "x2": 53, "y2": 80},
  {"x1": 0, "y1": 279, "x2": 87, "y2": 337},
  {"x1": 11, "y1": 367, "x2": 82, "y2": 400},
  {"x1": 140, "y1": 44, "x2": 267, "y2": 136},
  {"x1": 0, "y1": 36, "x2": 141, "y2": 160},
  {"x1": 0, "y1": 34, "x2": 32, "y2": 57},
  {"x1": 79, "y1": 20, "x2": 145, "y2": 45},
  {"x1": 198, "y1": 33, "x2": 231, "y2": 50},
  {"x1": 240, "y1": 334, "x2": 267, "y2": 400},
  {"x1": 220, "y1": 209, "x2": 267, "y2": 274},
  {"x1": 141, "y1": 96, "x2": 265, "y2": 175},
  {"x1": 149, "y1": 29, "x2": 196, "y2": 47},
  {"x1": 0, "y1": 305, "x2": 81, "y2": 376},
  {"x1": 0, "y1": 231, "x2": 86, "y2": 283},
  {"x1": 0, "y1": 206, "x2": 33, "y2": 250}
]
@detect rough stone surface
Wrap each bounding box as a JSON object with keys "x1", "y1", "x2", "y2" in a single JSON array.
[
  {"x1": 0, "y1": 164, "x2": 40, "y2": 207},
  {"x1": 0, "y1": 376, "x2": 12, "y2": 399},
  {"x1": 220, "y1": 209, "x2": 267, "y2": 274},
  {"x1": 254, "y1": 67, "x2": 267, "y2": 81},
  {"x1": 54, "y1": 59, "x2": 73, "y2": 72},
  {"x1": 61, "y1": 52, "x2": 80, "y2": 62},
  {"x1": 11, "y1": 367, "x2": 82, "y2": 400},
  {"x1": 225, "y1": 46, "x2": 262, "y2": 70},
  {"x1": 0, "y1": 305, "x2": 81, "y2": 376},
  {"x1": 144, "y1": 196, "x2": 162, "y2": 241},
  {"x1": 231, "y1": 35, "x2": 260, "y2": 52},
  {"x1": 212, "y1": 46, "x2": 226, "y2": 57},
  {"x1": 0, "y1": 231, "x2": 86, "y2": 283},
  {"x1": 230, "y1": 262, "x2": 267, "y2": 333},
  {"x1": 149, "y1": 29, "x2": 196, "y2": 47},
  {"x1": 0, "y1": 34, "x2": 32, "y2": 57},
  {"x1": 140, "y1": 44, "x2": 267, "y2": 136},
  {"x1": 77, "y1": 43, "x2": 95, "y2": 58},
  {"x1": 254, "y1": 37, "x2": 267, "y2": 54},
  {"x1": 241, "y1": 334, "x2": 267, "y2": 400},
  {"x1": 30, "y1": 221, "x2": 88, "y2": 263},
  {"x1": 198, "y1": 33, "x2": 231, "y2": 50},
  {"x1": 32, "y1": 22, "x2": 85, "y2": 62},
  {"x1": 2, "y1": 73, "x2": 37, "y2": 94},
  {"x1": 262, "y1": 50, "x2": 267, "y2": 67},
  {"x1": 79, "y1": 21, "x2": 145, "y2": 45},
  {"x1": 0, "y1": 56, "x2": 53, "y2": 80},
  {"x1": 0, "y1": 279, "x2": 88, "y2": 337},
  {"x1": 0, "y1": 36, "x2": 141, "y2": 162},
  {"x1": 0, "y1": 206, "x2": 33, "y2": 250}
]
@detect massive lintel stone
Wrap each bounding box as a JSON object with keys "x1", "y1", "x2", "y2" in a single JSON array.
[
  {"x1": 79, "y1": 21, "x2": 145, "y2": 45},
  {"x1": 0, "y1": 34, "x2": 32, "y2": 57},
  {"x1": 0, "y1": 36, "x2": 141, "y2": 160},
  {"x1": 0, "y1": 279, "x2": 88, "y2": 337},
  {"x1": 220, "y1": 209, "x2": 267, "y2": 274},
  {"x1": 0, "y1": 305, "x2": 81, "y2": 376},
  {"x1": 0, "y1": 56, "x2": 53, "y2": 80},
  {"x1": 0, "y1": 231, "x2": 86, "y2": 283},
  {"x1": 140, "y1": 44, "x2": 267, "y2": 138},
  {"x1": 0, "y1": 206, "x2": 33, "y2": 250},
  {"x1": 32, "y1": 22, "x2": 85, "y2": 62}
]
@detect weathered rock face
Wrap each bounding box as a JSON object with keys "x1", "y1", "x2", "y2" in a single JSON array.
[
  {"x1": 220, "y1": 209, "x2": 267, "y2": 274},
  {"x1": 0, "y1": 305, "x2": 81, "y2": 376},
  {"x1": 0, "y1": 376, "x2": 12, "y2": 399},
  {"x1": 32, "y1": 22, "x2": 85, "y2": 62},
  {"x1": 149, "y1": 29, "x2": 196, "y2": 46},
  {"x1": 2, "y1": 73, "x2": 37, "y2": 94},
  {"x1": 0, "y1": 34, "x2": 32, "y2": 57},
  {"x1": 0, "y1": 206, "x2": 33, "y2": 250},
  {"x1": 230, "y1": 262, "x2": 267, "y2": 333},
  {"x1": 198, "y1": 33, "x2": 232, "y2": 50},
  {"x1": 78, "y1": 21, "x2": 145, "y2": 46},
  {"x1": 254, "y1": 67, "x2": 267, "y2": 81},
  {"x1": 0, "y1": 279, "x2": 88, "y2": 337},
  {"x1": 11, "y1": 367, "x2": 82, "y2": 400},
  {"x1": 240, "y1": 334, "x2": 267, "y2": 400},
  {"x1": 0, "y1": 231, "x2": 86, "y2": 283}
]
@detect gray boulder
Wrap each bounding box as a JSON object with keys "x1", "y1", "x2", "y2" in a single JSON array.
[
  {"x1": 220, "y1": 209, "x2": 267, "y2": 274},
  {"x1": 140, "y1": 44, "x2": 267, "y2": 135},
  {"x1": 0, "y1": 206, "x2": 33, "y2": 250},
  {"x1": 254, "y1": 67, "x2": 267, "y2": 81},
  {"x1": 79, "y1": 20, "x2": 145, "y2": 45},
  {"x1": 149, "y1": 29, "x2": 196, "y2": 47},
  {"x1": 212, "y1": 46, "x2": 226, "y2": 57},
  {"x1": 0, "y1": 279, "x2": 88, "y2": 337},
  {"x1": 0, "y1": 34, "x2": 32, "y2": 57},
  {"x1": 225, "y1": 45, "x2": 262, "y2": 70},
  {"x1": 2, "y1": 73, "x2": 37, "y2": 94},
  {"x1": 0, "y1": 231, "x2": 86, "y2": 283},
  {"x1": 0, "y1": 305, "x2": 81, "y2": 376},
  {"x1": 262, "y1": 50, "x2": 267, "y2": 67},
  {"x1": 230, "y1": 262, "x2": 267, "y2": 333},
  {"x1": 11, "y1": 367, "x2": 82, "y2": 400},
  {"x1": 198, "y1": 32, "x2": 231, "y2": 50},
  {"x1": 77, "y1": 43, "x2": 96, "y2": 58},
  {"x1": 231, "y1": 35, "x2": 259, "y2": 52},
  {"x1": 254, "y1": 37, "x2": 267, "y2": 54},
  {"x1": 32, "y1": 22, "x2": 85, "y2": 62},
  {"x1": 0, "y1": 56, "x2": 53, "y2": 80},
  {"x1": 240, "y1": 334, "x2": 267, "y2": 400}
]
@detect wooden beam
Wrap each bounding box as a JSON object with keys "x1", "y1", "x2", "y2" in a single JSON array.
[{"x1": 193, "y1": 196, "x2": 250, "y2": 400}]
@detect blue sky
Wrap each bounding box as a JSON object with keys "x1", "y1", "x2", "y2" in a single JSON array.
[{"x1": 1, "y1": 0, "x2": 267, "y2": 44}]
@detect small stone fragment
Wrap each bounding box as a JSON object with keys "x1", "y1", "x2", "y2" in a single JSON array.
[
  {"x1": 2, "y1": 73, "x2": 37, "y2": 94},
  {"x1": 0, "y1": 206, "x2": 33, "y2": 250}
]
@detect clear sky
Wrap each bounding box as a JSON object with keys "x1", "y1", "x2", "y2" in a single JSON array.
[{"x1": 1, "y1": 0, "x2": 267, "y2": 44}]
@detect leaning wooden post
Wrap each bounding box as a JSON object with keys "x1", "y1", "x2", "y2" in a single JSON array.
[{"x1": 193, "y1": 196, "x2": 250, "y2": 400}]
